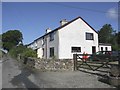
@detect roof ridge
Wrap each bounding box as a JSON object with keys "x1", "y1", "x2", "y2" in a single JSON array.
[
  {"x1": 28, "y1": 16, "x2": 97, "y2": 45},
  {"x1": 34, "y1": 16, "x2": 81, "y2": 42}
]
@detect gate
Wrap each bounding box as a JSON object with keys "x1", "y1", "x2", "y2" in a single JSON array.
[{"x1": 73, "y1": 54, "x2": 111, "y2": 71}]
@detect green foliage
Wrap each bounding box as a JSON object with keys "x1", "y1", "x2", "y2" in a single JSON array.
[
  {"x1": 115, "y1": 32, "x2": 120, "y2": 50},
  {"x1": 9, "y1": 48, "x2": 17, "y2": 58},
  {"x1": 98, "y1": 24, "x2": 120, "y2": 51},
  {"x1": 112, "y1": 45, "x2": 119, "y2": 51},
  {"x1": 3, "y1": 30, "x2": 37, "y2": 59},
  {"x1": 98, "y1": 24, "x2": 113, "y2": 43},
  {"x1": 21, "y1": 48, "x2": 37, "y2": 58},
  {"x1": 9, "y1": 45, "x2": 37, "y2": 59},
  {"x1": 117, "y1": 32, "x2": 120, "y2": 45},
  {"x1": 2, "y1": 30, "x2": 23, "y2": 51},
  {"x1": 0, "y1": 50, "x2": 2, "y2": 58},
  {"x1": 0, "y1": 50, "x2": 6, "y2": 58},
  {"x1": 9, "y1": 44, "x2": 26, "y2": 58}
]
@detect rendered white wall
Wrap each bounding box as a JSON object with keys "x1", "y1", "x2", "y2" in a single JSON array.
[
  {"x1": 28, "y1": 18, "x2": 99, "y2": 59},
  {"x1": 37, "y1": 48, "x2": 43, "y2": 58},
  {"x1": 58, "y1": 18, "x2": 98, "y2": 59},
  {"x1": 99, "y1": 45, "x2": 112, "y2": 51},
  {"x1": 46, "y1": 31, "x2": 59, "y2": 59},
  {"x1": 36, "y1": 31, "x2": 59, "y2": 59}
]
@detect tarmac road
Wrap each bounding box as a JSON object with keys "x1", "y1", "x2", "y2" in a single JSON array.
[{"x1": 2, "y1": 56, "x2": 115, "y2": 89}]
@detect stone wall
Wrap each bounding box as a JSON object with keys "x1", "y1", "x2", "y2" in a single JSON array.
[{"x1": 34, "y1": 59, "x2": 74, "y2": 71}]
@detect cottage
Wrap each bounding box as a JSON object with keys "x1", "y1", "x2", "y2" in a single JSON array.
[
  {"x1": 99, "y1": 43, "x2": 112, "y2": 51},
  {"x1": 27, "y1": 16, "x2": 111, "y2": 59}
]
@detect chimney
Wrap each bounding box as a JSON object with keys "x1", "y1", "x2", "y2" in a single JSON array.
[
  {"x1": 46, "y1": 28, "x2": 52, "y2": 33},
  {"x1": 60, "y1": 19, "x2": 68, "y2": 26}
]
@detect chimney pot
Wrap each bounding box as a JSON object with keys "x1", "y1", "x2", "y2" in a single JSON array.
[
  {"x1": 60, "y1": 19, "x2": 68, "y2": 26},
  {"x1": 46, "y1": 28, "x2": 52, "y2": 33}
]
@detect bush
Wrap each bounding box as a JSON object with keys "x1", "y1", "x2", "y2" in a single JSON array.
[
  {"x1": 9, "y1": 48, "x2": 17, "y2": 58},
  {"x1": 21, "y1": 48, "x2": 37, "y2": 58},
  {"x1": 9, "y1": 44, "x2": 37, "y2": 59},
  {"x1": 112, "y1": 45, "x2": 120, "y2": 51},
  {"x1": 9, "y1": 44, "x2": 26, "y2": 58},
  {"x1": 0, "y1": 50, "x2": 5, "y2": 59}
]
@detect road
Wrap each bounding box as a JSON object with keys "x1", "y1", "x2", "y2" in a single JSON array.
[
  {"x1": 0, "y1": 59, "x2": 2, "y2": 90},
  {"x1": 1, "y1": 56, "x2": 115, "y2": 89}
]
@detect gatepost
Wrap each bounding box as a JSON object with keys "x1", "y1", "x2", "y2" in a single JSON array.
[{"x1": 73, "y1": 54, "x2": 77, "y2": 71}]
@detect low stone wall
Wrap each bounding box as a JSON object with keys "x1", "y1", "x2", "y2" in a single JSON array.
[{"x1": 34, "y1": 59, "x2": 74, "y2": 71}]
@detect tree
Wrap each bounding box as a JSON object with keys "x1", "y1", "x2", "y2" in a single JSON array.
[
  {"x1": 116, "y1": 32, "x2": 120, "y2": 50},
  {"x1": 117, "y1": 32, "x2": 120, "y2": 45},
  {"x1": 98, "y1": 24, "x2": 113, "y2": 43},
  {"x1": 2, "y1": 30, "x2": 23, "y2": 51},
  {"x1": 98, "y1": 24, "x2": 120, "y2": 50}
]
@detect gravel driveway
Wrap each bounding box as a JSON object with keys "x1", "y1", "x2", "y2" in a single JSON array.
[
  {"x1": 30, "y1": 71, "x2": 114, "y2": 88},
  {"x1": 0, "y1": 60, "x2": 2, "y2": 90},
  {"x1": 2, "y1": 56, "x2": 115, "y2": 88}
]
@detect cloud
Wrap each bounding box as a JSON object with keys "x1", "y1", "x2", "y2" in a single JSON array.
[{"x1": 106, "y1": 8, "x2": 118, "y2": 20}]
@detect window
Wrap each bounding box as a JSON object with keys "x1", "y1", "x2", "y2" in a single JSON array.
[
  {"x1": 101, "y1": 47, "x2": 103, "y2": 51},
  {"x1": 42, "y1": 48, "x2": 44, "y2": 57},
  {"x1": 86, "y1": 33, "x2": 94, "y2": 40},
  {"x1": 49, "y1": 32, "x2": 54, "y2": 41},
  {"x1": 105, "y1": 47, "x2": 108, "y2": 51},
  {"x1": 35, "y1": 49, "x2": 37, "y2": 53},
  {"x1": 71, "y1": 47, "x2": 81, "y2": 52},
  {"x1": 50, "y1": 47, "x2": 54, "y2": 57}
]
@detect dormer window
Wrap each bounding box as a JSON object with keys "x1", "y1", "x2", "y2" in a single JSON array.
[
  {"x1": 49, "y1": 32, "x2": 54, "y2": 41},
  {"x1": 86, "y1": 32, "x2": 94, "y2": 40}
]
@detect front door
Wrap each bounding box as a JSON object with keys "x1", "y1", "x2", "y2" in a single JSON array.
[{"x1": 92, "y1": 46, "x2": 96, "y2": 54}]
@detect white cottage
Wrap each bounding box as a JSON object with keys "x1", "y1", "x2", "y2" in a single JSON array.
[
  {"x1": 99, "y1": 43, "x2": 112, "y2": 51},
  {"x1": 27, "y1": 16, "x2": 111, "y2": 59}
]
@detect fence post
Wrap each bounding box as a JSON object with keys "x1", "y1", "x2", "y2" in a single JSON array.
[{"x1": 73, "y1": 54, "x2": 77, "y2": 71}]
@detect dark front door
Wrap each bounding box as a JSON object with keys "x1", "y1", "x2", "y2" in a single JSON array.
[{"x1": 92, "y1": 46, "x2": 96, "y2": 54}]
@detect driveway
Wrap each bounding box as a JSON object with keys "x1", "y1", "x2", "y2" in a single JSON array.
[
  {"x1": 0, "y1": 59, "x2": 2, "y2": 90},
  {"x1": 2, "y1": 56, "x2": 115, "y2": 88}
]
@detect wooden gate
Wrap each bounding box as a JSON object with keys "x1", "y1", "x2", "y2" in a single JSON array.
[{"x1": 73, "y1": 54, "x2": 111, "y2": 71}]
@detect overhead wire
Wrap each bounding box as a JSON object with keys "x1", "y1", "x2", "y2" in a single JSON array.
[{"x1": 48, "y1": 3, "x2": 119, "y2": 15}]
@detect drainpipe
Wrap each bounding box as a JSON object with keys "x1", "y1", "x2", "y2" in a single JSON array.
[{"x1": 45, "y1": 36, "x2": 47, "y2": 59}]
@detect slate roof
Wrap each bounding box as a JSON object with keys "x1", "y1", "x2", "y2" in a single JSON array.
[{"x1": 27, "y1": 16, "x2": 98, "y2": 46}]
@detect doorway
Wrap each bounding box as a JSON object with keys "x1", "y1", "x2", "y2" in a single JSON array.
[{"x1": 92, "y1": 46, "x2": 96, "y2": 54}]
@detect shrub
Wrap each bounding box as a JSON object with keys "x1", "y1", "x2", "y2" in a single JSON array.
[
  {"x1": 21, "y1": 48, "x2": 37, "y2": 58},
  {"x1": 0, "y1": 50, "x2": 2, "y2": 59},
  {"x1": 9, "y1": 48, "x2": 17, "y2": 58},
  {"x1": 9, "y1": 45, "x2": 37, "y2": 59},
  {"x1": 9, "y1": 44, "x2": 26, "y2": 58}
]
